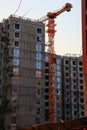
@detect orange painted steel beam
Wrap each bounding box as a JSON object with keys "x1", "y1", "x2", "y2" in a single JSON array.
[{"x1": 81, "y1": 0, "x2": 87, "y2": 117}]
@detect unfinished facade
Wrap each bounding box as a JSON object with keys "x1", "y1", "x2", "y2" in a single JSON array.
[
  {"x1": 0, "y1": 15, "x2": 45, "y2": 130},
  {"x1": 62, "y1": 54, "x2": 84, "y2": 121}
]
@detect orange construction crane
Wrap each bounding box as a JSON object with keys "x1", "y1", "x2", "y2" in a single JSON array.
[{"x1": 37, "y1": 3, "x2": 72, "y2": 122}]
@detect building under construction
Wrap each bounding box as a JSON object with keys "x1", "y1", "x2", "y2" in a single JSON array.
[
  {"x1": 62, "y1": 54, "x2": 84, "y2": 121},
  {"x1": 0, "y1": 15, "x2": 46, "y2": 129},
  {"x1": 0, "y1": 15, "x2": 84, "y2": 130}
]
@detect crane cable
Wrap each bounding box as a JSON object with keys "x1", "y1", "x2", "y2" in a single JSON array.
[
  {"x1": 22, "y1": 10, "x2": 31, "y2": 17},
  {"x1": 13, "y1": 0, "x2": 22, "y2": 15}
]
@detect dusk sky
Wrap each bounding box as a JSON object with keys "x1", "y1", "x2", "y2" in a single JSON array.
[{"x1": 0, "y1": 0, "x2": 81, "y2": 55}]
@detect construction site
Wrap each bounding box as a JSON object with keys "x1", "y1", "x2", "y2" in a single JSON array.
[{"x1": 0, "y1": 0, "x2": 87, "y2": 130}]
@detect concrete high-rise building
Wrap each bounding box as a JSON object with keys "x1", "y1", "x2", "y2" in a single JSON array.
[
  {"x1": 0, "y1": 15, "x2": 46, "y2": 130},
  {"x1": 62, "y1": 54, "x2": 84, "y2": 121}
]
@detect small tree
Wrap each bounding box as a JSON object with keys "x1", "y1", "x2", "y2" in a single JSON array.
[
  {"x1": 0, "y1": 97, "x2": 12, "y2": 130},
  {"x1": 0, "y1": 29, "x2": 13, "y2": 130}
]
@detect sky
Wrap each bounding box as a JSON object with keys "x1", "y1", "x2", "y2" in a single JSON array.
[{"x1": 0, "y1": 0, "x2": 82, "y2": 55}]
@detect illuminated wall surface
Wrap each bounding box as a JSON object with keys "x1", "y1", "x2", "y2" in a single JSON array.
[{"x1": 82, "y1": 0, "x2": 87, "y2": 116}]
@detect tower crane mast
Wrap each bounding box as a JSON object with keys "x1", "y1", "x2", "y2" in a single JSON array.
[{"x1": 37, "y1": 3, "x2": 72, "y2": 122}]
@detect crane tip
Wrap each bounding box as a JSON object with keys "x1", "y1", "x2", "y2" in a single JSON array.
[{"x1": 65, "y1": 3, "x2": 73, "y2": 12}]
